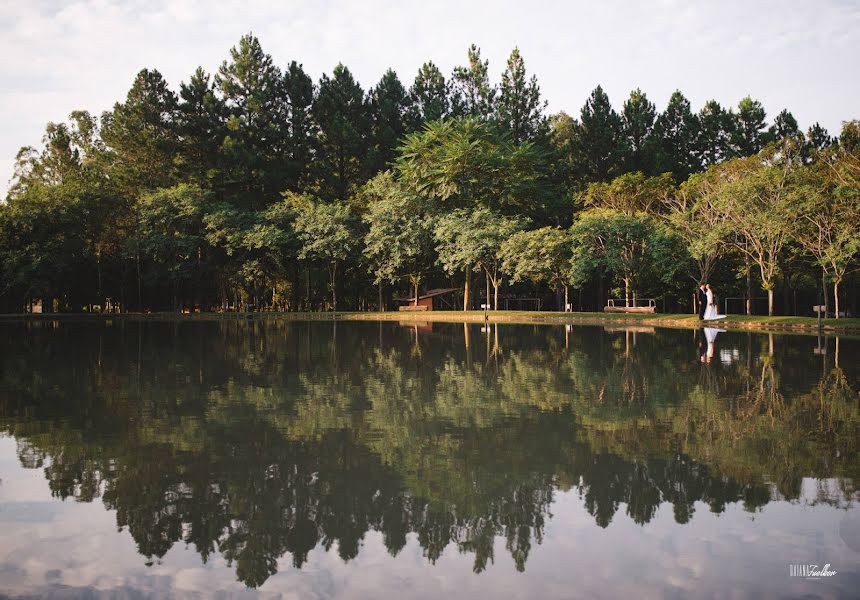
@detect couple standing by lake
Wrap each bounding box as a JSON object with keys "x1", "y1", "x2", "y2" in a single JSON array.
[{"x1": 698, "y1": 284, "x2": 726, "y2": 321}]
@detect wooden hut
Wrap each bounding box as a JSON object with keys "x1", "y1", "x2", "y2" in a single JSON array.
[{"x1": 397, "y1": 288, "x2": 459, "y2": 311}]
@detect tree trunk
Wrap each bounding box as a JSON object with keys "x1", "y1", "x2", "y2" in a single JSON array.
[
  {"x1": 822, "y1": 268, "x2": 830, "y2": 317},
  {"x1": 746, "y1": 261, "x2": 752, "y2": 316},
  {"x1": 564, "y1": 285, "x2": 569, "y2": 312},
  {"x1": 493, "y1": 272, "x2": 499, "y2": 311},
  {"x1": 485, "y1": 270, "x2": 490, "y2": 311},
  {"x1": 624, "y1": 277, "x2": 630, "y2": 308},
  {"x1": 767, "y1": 288, "x2": 774, "y2": 317},
  {"x1": 463, "y1": 266, "x2": 471, "y2": 311},
  {"x1": 136, "y1": 252, "x2": 142, "y2": 312},
  {"x1": 834, "y1": 279, "x2": 840, "y2": 319},
  {"x1": 330, "y1": 263, "x2": 337, "y2": 312},
  {"x1": 414, "y1": 279, "x2": 419, "y2": 307},
  {"x1": 96, "y1": 252, "x2": 103, "y2": 312}
]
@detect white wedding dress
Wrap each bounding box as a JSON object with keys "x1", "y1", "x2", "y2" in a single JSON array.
[{"x1": 703, "y1": 290, "x2": 725, "y2": 321}]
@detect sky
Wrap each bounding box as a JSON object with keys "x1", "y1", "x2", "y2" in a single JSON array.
[{"x1": 1, "y1": 0, "x2": 859, "y2": 198}]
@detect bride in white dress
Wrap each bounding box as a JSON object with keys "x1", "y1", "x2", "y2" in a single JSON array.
[{"x1": 703, "y1": 284, "x2": 726, "y2": 321}]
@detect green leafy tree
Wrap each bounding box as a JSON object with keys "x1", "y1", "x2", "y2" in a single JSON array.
[
  {"x1": 434, "y1": 208, "x2": 526, "y2": 310},
  {"x1": 714, "y1": 154, "x2": 799, "y2": 315},
  {"x1": 362, "y1": 172, "x2": 434, "y2": 308},
  {"x1": 570, "y1": 209, "x2": 679, "y2": 307},
  {"x1": 668, "y1": 168, "x2": 730, "y2": 288},
  {"x1": 795, "y1": 150, "x2": 860, "y2": 318},
  {"x1": 136, "y1": 184, "x2": 209, "y2": 309},
  {"x1": 582, "y1": 172, "x2": 674, "y2": 216},
  {"x1": 291, "y1": 194, "x2": 359, "y2": 311},
  {"x1": 500, "y1": 227, "x2": 573, "y2": 310},
  {"x1": 395, "y1": 118, "x2": 553, "y2": 219}
]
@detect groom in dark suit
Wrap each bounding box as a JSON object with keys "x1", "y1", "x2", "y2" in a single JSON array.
[{"x1": 697, "y1": 284, "x2": 708, "y2": 320}]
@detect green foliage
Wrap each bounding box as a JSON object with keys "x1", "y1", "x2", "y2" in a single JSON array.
[
  {"x1": 362, "y1": 172, "x2": 435, "y2": 290},
  {"x1": 291, "y1": 194, "x2": 359, "y2": 309},
  {"x1": 500, "y1": 227, "x2": 573, "y2": 303},
  {"x1": 570, "y1": 208, "x2": 683, "y2": 301}
]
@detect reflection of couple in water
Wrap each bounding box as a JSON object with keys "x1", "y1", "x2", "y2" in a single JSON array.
[
  {"x1": 699, "y1": 327, "x2": 725, "y2": 363},
  {"x1": 697, "y1": 283, "x2": 726, "y2": 321}
]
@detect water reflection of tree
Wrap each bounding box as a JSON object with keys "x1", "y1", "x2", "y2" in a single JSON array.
[{"x1": 0, "y1": 321, "x2": 857, "y2": 587}]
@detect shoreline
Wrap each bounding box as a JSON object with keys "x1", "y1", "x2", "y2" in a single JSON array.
[{"x1": 2, "y1": 310, "x2": 859, "y2": 336}]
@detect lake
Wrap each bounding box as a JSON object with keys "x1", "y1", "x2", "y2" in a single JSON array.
[{"x1": 0, "y1": 319, "x2": 858, "y2": 599}]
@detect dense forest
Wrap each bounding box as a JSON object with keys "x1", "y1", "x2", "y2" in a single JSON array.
[{"x1": 1, "y1": 34, "x2": 858, "y2": 316}]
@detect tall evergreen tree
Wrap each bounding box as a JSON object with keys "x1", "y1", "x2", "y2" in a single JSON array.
[
  {"x1": 621, "y1": 88, "x2": 657, "y2": 174},
  {"x1": 696, "y1": 100, "x2": 736, "y2": 167},
  {"x1": 733, "y1": 96, "x2": 768, "y2": 156},
  {"x1": 450, "y1": 44, "x2": 496, "y2": 120},
  {"x1": 215, "y1": 34, "x2": 289, "y2": 209},
  {"x1": 653, "y1": 91, "x2": 700, "y2": 182},
  {"x1": 768, "y1": 109, "x2": 800, "y2": 141},
  {"x1": 101, "y1": 68, "x2": 179, "y2": 197},
  {"x1": 805, "y1": 122, "x2": 833, "y2": 152},
  {"x1": 368, "y1": 69, "x2": 412, "y2": 173},
  {"x1": 176, "y1": 67, "x2": 226, "y2": 191},
  {"x1": 408, "y1": 62, "x2": 449, "y2": 127},
  {"x1": 283, "y1": 61, "x2": 316, "y2": 192},
  {"x1": 496, "y1": 48, "x2": 547, "y2": 145},
  {"x1": 576, "y1": 86, "x2": 626, "y2": 182},
  {"x1": 312, "y1": 63, "x2": 371, "y2": 201}
]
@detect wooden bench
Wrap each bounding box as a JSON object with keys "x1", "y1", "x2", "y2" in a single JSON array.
[
  {"x1": 603, "y1": 305, "x2": 656, "y2": 314},
  {"x1": 398, "y1": 305, "x2": 428, "y2": 312}
]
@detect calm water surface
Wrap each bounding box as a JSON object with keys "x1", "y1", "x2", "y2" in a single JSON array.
[{"x1": 0, "y1": 320, "x2": 858, "y2": 599}]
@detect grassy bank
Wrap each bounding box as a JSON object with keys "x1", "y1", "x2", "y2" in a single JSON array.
[{"x1": 4, "y1": 310, "x2": 860, "y2": 336}]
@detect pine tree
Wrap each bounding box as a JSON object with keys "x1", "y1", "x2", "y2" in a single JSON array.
[
  {"x1": 312, "y1": 63, "x2": 371, "y2": 201},
  {"x1": 101, "y1": 68, "x2": 179, "y2": 197},
  {"x1": 177, "y1": 67, "x2": 226, "y2": 191},
  {"x1": 283, "y1": 61, "x2": 316, "y2": 192},
  {"x1": 577, "y1": 86, "x2": 627, "y2": 182},
  {"x1": 696, "y1": 99, "x2": 736, "y2": 167},
  {"x1": 450, "y1": 44, "x2": 495, "y2": 120},
  {"x1": 621, "y1": 88, "x2": 657, "y2": 174},
  {"x1": 368, "y1": 69, "x2": 412, "y2": 173},
  {"x1": 496, "y1": 48, "x2": 547, "y2": 145},
  {"x1": 768, "y1": 109, "x2": 800, "y2": 141},
  {"x1": 733, "y1": 96, "x2": 768, "y2": 156},
  {"x1": 408, "y1": 62, "x2": 449, "y2": 127},
  {"x1": 215, "y1": 34, "x2": 290, "y2": 209},
  {"x1": 653, "y1": 90, "x2": 700, "y2": 182}
]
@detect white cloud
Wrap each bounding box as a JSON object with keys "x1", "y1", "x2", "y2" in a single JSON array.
[{"x1": 1, "y1": 0, "x2": 858, "y2": 196}]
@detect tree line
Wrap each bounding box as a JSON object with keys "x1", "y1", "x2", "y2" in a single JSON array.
[{"x1": 1, "y1": 34, "x2": 858, "y2": 316}]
